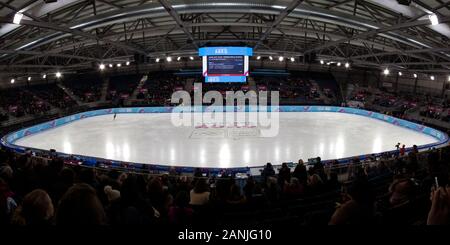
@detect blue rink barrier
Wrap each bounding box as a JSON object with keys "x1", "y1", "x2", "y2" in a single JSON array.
[{"x1": 1, "y1": 106, "x2": 449, "y2": 176}]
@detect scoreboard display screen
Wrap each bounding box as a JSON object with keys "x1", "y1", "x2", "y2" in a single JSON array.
[
  {"x1": 207, "y1": 56, "x2": 244, "y2": 76},
  {"x1": 199, "y1": 47, "x2": 253, "y2": 83}
]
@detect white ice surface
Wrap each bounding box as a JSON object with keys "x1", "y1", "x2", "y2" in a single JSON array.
[{"x1": 14, "y1": 112, "x2": 438, "y2": 168}]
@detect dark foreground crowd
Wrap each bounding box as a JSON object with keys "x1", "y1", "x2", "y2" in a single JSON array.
[{"x1": 0, "y1": 145, "x2": 449, "y2": 225}]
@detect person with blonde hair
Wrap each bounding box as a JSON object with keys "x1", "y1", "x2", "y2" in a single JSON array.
[{"x1": 12, "y1": 189, "x2": 54, "y2": 225}]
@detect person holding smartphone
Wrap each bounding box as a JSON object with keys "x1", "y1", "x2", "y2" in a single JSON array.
[
  {"x1": 329, "y1": 177, "x2": 375, "y2": 224},
  {"x1": 427, "y1": 186, "x2": 450, "y2": 225}
]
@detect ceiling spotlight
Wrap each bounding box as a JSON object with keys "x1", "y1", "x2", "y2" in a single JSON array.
[
  {"x1": 430, "y1": 75, "x2": 435, "y2": 80},
  {"x1": 320, "y1": 60, "x2": 324, "y2": 65},
  {"x1": 156, "y1": 58, "x2": 160, "y2": 62},
  {"x1": 28, "y1": 76, "x2": 31, "y2": 81},
  {"x1": 290, "y1": 57, "x2": 295, "y2": 62},
  {"x1": 126, "y1": 61, "x2": 130, "y2": 66},
  {"x1": 429, "y1": 13, "x2": 439, "y2": 26},
  {"x1": 398, "y1": 71, "x2": 402, "y2": 76},
  {"x1": 327, "y1": 62, "x2": 331, "y2": 65},
  {"x1": 345, "y1": 62, "x2": 350, "y2": 68},
  {"x1": 383, "y1": 68, "x2": 390, "y2": 75},
  {"x1": 117, "y1": 63, "x2": 121, "y2": 67},
  {"x1": 166, "y1": 56, "x2": 172, "y2": 62},
  {"x1": 279, "y1": 56, "x2": 284, "y2": 62},
  {"x1": 448, "y1": 75, "x2": 450, "y2": 82},
  {"x1": 10, "y1": 78, "x2": 15, "y2": 84},
  {"x1": 256, "y1": 56, "x2": 261, "y2": 60},
  {"x1": 337, "y1": 62, "x2": 341, "y2": 67},
  {"x1": 109, "y1": 64, "x2": 113, "y2": 68},
  {"x1": 13, "y1": 12, "x2": 23, "y2": 25},
  {"x1": 413, "y1": 73, "x2": 417, "y2": 78},
  {"x1": 99, "y1": 64, "x2": 105, "y2": 70},
  {"x1": 269, "y1": 56, "x2": 273, "y2": 61},
  {"x1": 189, "y1": 56, "x2": 194, "y2": 60},
  {"x1": 42, "y1": 74, "x2": 47, "y2": 79},
  {"x1": 56, "y1": 72, "x2": 62, "y2": 78},
  {"x1": 177, "y1": 57, "x2": 181, "y2": 61}
]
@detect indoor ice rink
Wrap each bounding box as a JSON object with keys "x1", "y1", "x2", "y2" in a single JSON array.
[
  {"x1": 2, "y1": 0, "x2": 450, "y2": 228},
  {"x1": 14, "y1": 111, "x2": 438, "y2": 168}
]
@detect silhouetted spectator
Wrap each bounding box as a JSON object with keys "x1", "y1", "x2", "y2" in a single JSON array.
[
  {"x1": 307, "y1": 174, "x2": 324, "y2": 195},
  {"x1": 12, "y1": 189, "x2": 54, "y2": 225},
  {"x1": 293, "y1": 160, "x2": 308, "y2": 186},
  {"x1": 56, "y1": 183, "x2": 106, "y2": 225},
  {"x1": 0, "y1": 178, "x2": 17, "y2": 225},
  {"x1": 427, "y1": 187, "x2": 450, "y2": 225},
  {"x1": 283, "y1": 177, "x2": 304, "y2": 199},
  {"x1": 313, "y1": 157, "x2": 327, "y2": 182},
  {"x1": 261, "y1": 163, "x2": 275, "y2": 184},
  {"x1": 278, "y1": 162, "x2": 291, "y2": 187},
  {"x1": 190, "y1": 179, "x2": 210, "y2": 206},
  {"x1": 243, "y1": 176, "x2": 255, "y2": 201},
  {"x1": 329, "y1": 177, "x2": 375, "y2": 224},
  {"x1": 168, "y1": 191, "x2": 193, "y2": 225}
]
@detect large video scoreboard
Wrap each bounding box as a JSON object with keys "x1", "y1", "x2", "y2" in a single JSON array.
[{"x1": 199, "y1": 47, "x2": 253, "y2": 83}]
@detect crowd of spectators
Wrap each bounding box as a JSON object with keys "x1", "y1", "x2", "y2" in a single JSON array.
[
  {"x1": 0, "y1": 88, "x2": 51, "y2": 117},
  {"x1": 0, "y1": 145, "x2": 448, "y2": 226},
  {"x1": 106, "y1": 75, "x2": 140, "y2": 102},
  {"x1": 253, "y1": 72, "x2": 338, "y2": 105},
  {"x1": 1, "y1": 72, "x2": 449, "y2": 226},
  {"x1": 254, "y1": 76, "x2": 316, "y2": 103},
  {"x1": 344, "y1": 86, "x2": 450, "y2": 124},
  {"x1": 27, "y1": 84, "x2": 77, "y2": 109},
  {"x1": 134, "y1": 74, "x2": 186, "y2": 106},
  {"x1": 419, "y1": 98, "x2": 450, "y2": 123},
  {"x1": 63, "y1": 74, "x2": 102, "y2": 102},
  {"x1": 0, "y1": 72, "x2": 342, "y2": 121}
]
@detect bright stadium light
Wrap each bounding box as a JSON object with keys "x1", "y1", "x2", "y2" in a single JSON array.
[
  {"x1": 337, "y1": 62, "x2": 341, "y2": 67},
  {"x1": 326, "y1": 62, "x2": 331, "y2": 65},
  {"x1": 166, "y1": 56, "x2": 172, "y2": 62},
  {"x1": 383, "y1": 68, "x2": 390, "y2": 75},
  {"x1": 290, "y1": 57, "x2": 295, "y2": 62},
  {"x1": 156, "y1": 58, "x2": 160, "y2": 62},
  {"x1": 189, "y1": 56, "x2": 194, "y2": 60},
  {"x1": 42, "y1": 74, "x2": 46, "y2": 79},
  {"x1": 398, "y1": 71, "x2": 402, "y2": 76},
  {"x1": 448, "y1": 75, "x2": 450, "y2": 82},
  {"x1": 278, "y1": 56, "x2": 284, "y2": 62},
  {"x1": 13, "y1": 12, "x2": 23, "y2": 25},
  {"x1": 430, "y1": 75, "x2": 435, "y2": 80},
  {"x1": 126, "y1": 61, "x2": 130, "y2": 66},
  {"x1": 413, "y1": 73, "x2": 417, "y2": 78},
  {"x1": 109, "y1": 64, "x2": 113, "y2": 68},
  {"x1": 429, "y1": 13, "x2": 439, "y2": 25},
  {"x1": 99, "y1": 64, "x2": 105, "y2": 70},
  {"x1": 256, "y1": 56, "x2": 261, "y2": 60},
  {"x1": 10, "y1": 78, "x2": 15, "y2": 84},
  {"x1": 56, "y1": 72, "x2": 62, "y2": 78},
  {"x1": 269, "y1": 56, "x2": 273, "y2": 61},
  {"x1": 320, "y1": 60, "x2": 324, "y2": 65},
  {"x1": 117, "y1": 63, "x2": 121, "y2": 67},
  {"x1": 28, "y1": 76, "x2": 31, "y2": 81},
  {"x1": 177, "y1": 57, "x2": 181, "y2": 61},
  {"x1": 345, "y1": 62, "x2": 350, "y2": 68}
]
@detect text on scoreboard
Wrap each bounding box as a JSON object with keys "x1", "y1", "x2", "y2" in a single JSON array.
[{"x1": 199, "y1": 47, "x2": 253, "y2": 83}]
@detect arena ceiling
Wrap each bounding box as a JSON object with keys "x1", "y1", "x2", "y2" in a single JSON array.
[{"x1": 1, "y1": 0, "x2": 450, "y2": 77}]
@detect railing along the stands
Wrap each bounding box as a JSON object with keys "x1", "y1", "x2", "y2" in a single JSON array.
[{"x1": 17, "y1": 146, "x2": 437, "y2": 183}]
